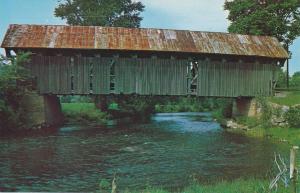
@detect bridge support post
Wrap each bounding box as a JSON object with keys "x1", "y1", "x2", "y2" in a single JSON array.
[
  {"x1": 94, "y1": 95, "x2": 109, "y2": 112},
  {"x1": 43, "y1": 95, "x2": 64, "y2": 126},
  {"x1": 232, "y1": 97, "x2": 259, "y2": 117},
  {"x1": 20, "y1": 92, "x2": 63, "y2": 129}
]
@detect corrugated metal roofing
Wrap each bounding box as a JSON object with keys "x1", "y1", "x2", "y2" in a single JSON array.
[{"x1": 1, "y1": 24, "x2": 288, "y2": 59}]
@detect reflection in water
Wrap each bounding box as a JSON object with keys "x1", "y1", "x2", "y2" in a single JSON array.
[{"x1": 0, "y1": 112, "x2": 286, "y2": 192}]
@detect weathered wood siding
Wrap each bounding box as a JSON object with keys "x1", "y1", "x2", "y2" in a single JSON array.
[
  {"x1": 197, "y1": 60, "x2": 276, "y2": 97},
  {"x1": 30, "y1": 55, "x2": 110, "y2": 94},
  {"x1": 29, "y1": 55, "x2": 277, "y2": 97},
  {"x1": 114, "y1": 58, "x2": 188, "y2": 95}
]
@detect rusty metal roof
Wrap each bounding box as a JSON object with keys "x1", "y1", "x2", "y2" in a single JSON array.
[{"x1": 1, "y1": 24, "x2": 288, "y2": 59}]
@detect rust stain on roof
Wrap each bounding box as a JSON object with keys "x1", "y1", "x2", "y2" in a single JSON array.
[{"x1": 1, "y1": 24, "x2": 288, "y2": 59}]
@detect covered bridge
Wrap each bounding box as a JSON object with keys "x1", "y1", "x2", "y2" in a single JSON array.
[{"x1": 1, "y1": 24, "x2": 288, "y2": 97}]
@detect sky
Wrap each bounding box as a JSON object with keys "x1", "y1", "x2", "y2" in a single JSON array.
[{"x1": 0, "y1": 0, "x2": 299, "y2": 74}]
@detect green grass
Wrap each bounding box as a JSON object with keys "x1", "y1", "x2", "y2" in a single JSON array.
[
  {"x1": 235, "y1": 116, "x2": 262, "y2": 128},
  {"x1": 122, "y1": 179, "x2": 296, "y2": 193},
  {"x1": 61, "y1": 103, "x2": 108, "y2": 124},
  {"x1": 264, "y1": 127, "x2": 300, "y2": 145},
  {"x1": 269, "y1": 91, "x2": 300, "y2": 106},
  {"x1": 62, "y1": 102, "x2": 96, "y2": 111},
  {"x1": 182, "y1": 179, "x2": 272, "y2": 193}
]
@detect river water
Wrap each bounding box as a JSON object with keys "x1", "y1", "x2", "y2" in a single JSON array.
[{"x1": 0, "y1": 112, "x2": 287, "y2": 192}]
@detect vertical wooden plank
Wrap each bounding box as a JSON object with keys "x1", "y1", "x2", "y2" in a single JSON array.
[
  {"x1": 55, "y1": 56, "x2": 60, "y2": 94},
  {"x1": 73, "y1": 56, "x2": 78, "y2": 94},
  {"x1": 79, "y1": 56, "x2": 84, "y2": 94},
  {"x1": 93, "y1": 56, "x2": 100, "y2": 94},
  {"x1": 63, "y1": 56, "x2": 70, "y2": 94},
  {"x1": 48, "y1": 56, "x2": 53, "y2": 94},
  {"x1": 41, "y1": 56, "x2": 48, "y2": 94},
  {"x1": 83, "y1": 57, "x2": 89, "y2": 94}
]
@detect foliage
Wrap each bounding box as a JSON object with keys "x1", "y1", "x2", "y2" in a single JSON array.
[
  {"x1": 108, "y1": 95, "x2": 156, "y2": 119},
  {"x1": 61, "y1": 103, "x2": 108, "y2": 124},
  {"x1": 92, "y1": 96, "x2": 232, "y2": 121},
  {"x1": 256, "y1": 96, "x2": 273, "y2": 127},
  {"x1": 276, "y1": 68, "x2": 288, "y2": 88},
  {"x1": 55, "y1": 0, "x2": 145, "y2": 27},
  {"x1": 285, "y1": 106, "x2": 300, "y2": 128},
  {"x1": 290, "y1": 71, "x2": 300, "y2": 88},
  {"x1": 269, "y1": 91, "x2": 300, "y2": 106},
  {"x1": 224, "y1": 0, "x2": 300, "y2": 49},
  {"x1": 60, "y1": 95, "x2": 93, "y2": 103},
  {"x1": 233, "y1": 97, "x2": 277, "y2": 129},
  {"x1": 154, "y1": 97, "x2": 231, "y2": 113},
  {"x1": 98, "y1": 179, "x2": 111, "y2": 192},
  {"x1": 0, "y1": 53, "x2": 32, "y2": 131}
]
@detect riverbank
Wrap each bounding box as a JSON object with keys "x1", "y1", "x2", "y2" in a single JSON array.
[
  {"x1": 62, "y1": 103, "x2": 108, "y2": 125},
  {"x1": 222, "y1": 91, "x2": 300, "y2": 145},
  {"x1": 225, "y1": 124, "x2": 300, "y2": 145}
]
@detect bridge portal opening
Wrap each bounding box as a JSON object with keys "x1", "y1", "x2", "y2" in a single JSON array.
[
  {"x1": 187, "y1": 60, "x2": 198, "y2": 95},
  {"x1": 89, "y1": 59, "x2": 94, "y2": 94},
  {"x1": 110, "y1": 59, "x2": 116, "y2": 93}
]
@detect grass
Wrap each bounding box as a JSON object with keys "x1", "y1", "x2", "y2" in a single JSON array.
[
  {"x1": 268, "y1": 91, "x2": 300, "y2": 106},
  {"x1": 181, "y1": 179, "x2": 280, "y2": 193},
  {"x1": 61, "y1": 103, "x2": 108, "y2": 125},
  {"x1": 264, "y1": 127, "x2": 300, "y2": 145},
  {"x1": 122, "y1": 178, "x2": 296, "y2": 193},
  {"x1": 237, "y1": 126, "x2": 300, "y2": 145}
]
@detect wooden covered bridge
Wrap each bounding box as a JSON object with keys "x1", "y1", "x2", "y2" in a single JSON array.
[
  {"x1": 2, "y1": 24, "x2": 288, "y2": 96},
  {"x1": 1, "y1": 24, "x2": 289, "y2": 125}
]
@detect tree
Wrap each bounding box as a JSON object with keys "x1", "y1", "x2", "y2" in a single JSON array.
[
  {"x1": 290, "y1": 71, "x2": 300, "y2": 88},
  {"x1": 224, "y1": 0, "x2": 300, "y2": 87},
  {"x1": 0, "y1": 53, "x2": 31, "y2": 131},
  {"x1": 54, "y1": 0, "x2": 145, "y2": 27},
  {"x1": 276, "y1": 68, "x2": 288, "y2": 88}
]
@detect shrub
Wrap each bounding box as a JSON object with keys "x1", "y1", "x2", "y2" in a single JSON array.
[
  {"x1": 256, "y1": 96, "x2": 273, "y2": 127},
  {"x1": 0, "y1": 53, "x2": 32, "y2": 131},
  {"x1": 154, "y1": 97, "x2": 231, "y2": 113},
  {"x1": 285, "y1": 106, "x2": 300, "y2": 128},
  {"x1": 61, "y1": 103, "x2": 108, "y2": 124}
]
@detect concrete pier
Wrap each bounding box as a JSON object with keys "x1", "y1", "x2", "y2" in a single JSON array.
[
  {"x1": 232, "y1": 97, "x2": 260, "y2": 117},
  {"x1": 21, "y1": 92, "x2": 63, "y2": 128}
]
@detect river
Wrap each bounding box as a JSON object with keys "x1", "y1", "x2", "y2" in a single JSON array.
[{"x1": 0, "y1": 112, "x2": 288, "y2": 192}]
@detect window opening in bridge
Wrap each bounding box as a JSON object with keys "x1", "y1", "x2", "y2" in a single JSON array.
[
  {"x1": 89, "y1": 62, "x2": 94, "y2": 94},
  {"x1": 70, "y1": 57, "x2": 75, "y2": 94},
  {"x1": 187, "y1": 60, "x2": 198, "y2": 95},
  {"x1": 110, "y1": 59, "x2": 116, "y2": 92},
  {"x1": 71, "y1": 75, "x2": 74, "y2": 94}
]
